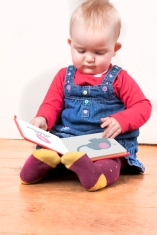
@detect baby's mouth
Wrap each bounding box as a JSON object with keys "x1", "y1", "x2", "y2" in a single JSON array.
[{"x1": 83, "y1": 65, "x2": 95, "y2": 69}]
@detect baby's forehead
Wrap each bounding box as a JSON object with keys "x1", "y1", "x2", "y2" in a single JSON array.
[{"x1": 71, "y1": 28, "x2": 116, "y2": 51}]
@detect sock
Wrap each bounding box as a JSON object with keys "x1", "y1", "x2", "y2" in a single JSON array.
[
  {"x1": 61, "y1": 152, "x2": 121, "y2": 191},
  {"x1": 20, "y1": 149, "x2": 61, "y2": 184}
]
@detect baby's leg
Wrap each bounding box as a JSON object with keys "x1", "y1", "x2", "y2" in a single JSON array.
[
  {"x1": 20, "y1": 149, "x2": 61, "y2": 184},
  {"x1": 61, "y1": 152, "x2": 122, "y2": 191}
]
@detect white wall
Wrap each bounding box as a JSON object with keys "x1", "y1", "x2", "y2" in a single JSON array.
[{"x1": 0, "y1": 0, "x2": 156, "y2": 143}]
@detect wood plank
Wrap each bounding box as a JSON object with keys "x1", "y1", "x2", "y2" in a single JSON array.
[{"x1": 0, "y1": 139, "x2": 157, "y2": 235}]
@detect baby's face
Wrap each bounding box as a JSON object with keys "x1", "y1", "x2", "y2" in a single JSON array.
[{"x1": 68, "y1": 23, "x2": 120, "y2": 75}]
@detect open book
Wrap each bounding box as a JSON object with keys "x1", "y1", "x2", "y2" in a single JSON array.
[{"x1": 14, "y1": 116, "x2": 129, "y2": 162}]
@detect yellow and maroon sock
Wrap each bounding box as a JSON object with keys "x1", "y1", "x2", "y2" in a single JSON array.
[
  {"x1": 20, "y1": 149, "x2": 61, "y2": 184},
  {"x1": 61, "y1": 152, "x2": 121, "y2": 191}
]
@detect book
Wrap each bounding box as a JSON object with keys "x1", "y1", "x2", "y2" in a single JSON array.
[{"x1": 14, "y1": 116, "x2": 129, "y2": 162}]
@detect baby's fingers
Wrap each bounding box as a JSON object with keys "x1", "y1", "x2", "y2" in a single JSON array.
[{"x1": 100, "y1": 117, "x2": 111, "y2": 128}]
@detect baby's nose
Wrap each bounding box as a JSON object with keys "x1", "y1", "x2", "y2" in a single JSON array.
[{"x1": 85, "y1": 54, "x2": 95, "y2": 63}]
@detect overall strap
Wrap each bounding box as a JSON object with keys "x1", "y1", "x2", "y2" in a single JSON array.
[
  {"x1": 102, "y1": 65, "x2": 122, "y2": 84},
  {"x1": 65, "y1": 65, "x2": 76, "y2": 83}
]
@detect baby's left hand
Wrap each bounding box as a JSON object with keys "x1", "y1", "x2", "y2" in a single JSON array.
[{"x1": 100, "y1": 117, "x2": 122, "y2": 139}]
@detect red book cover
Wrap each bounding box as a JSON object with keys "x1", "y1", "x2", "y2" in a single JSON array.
[{"x1": 14, "y1": 116, "x2": 129, "y2": 162}]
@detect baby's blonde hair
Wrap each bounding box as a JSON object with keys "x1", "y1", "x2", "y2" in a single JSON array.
[{"x1": 70, "y1": 0, "x2": 121, "y2": 40}]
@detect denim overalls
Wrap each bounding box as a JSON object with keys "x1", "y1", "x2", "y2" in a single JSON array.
[{"x1": 52, "y1": 65, "x2": 145, "y2": 172}]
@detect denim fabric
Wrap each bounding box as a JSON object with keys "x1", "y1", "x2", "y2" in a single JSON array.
[{"x1": 52, "y1": 65, "x2": 145, "y2": 172}]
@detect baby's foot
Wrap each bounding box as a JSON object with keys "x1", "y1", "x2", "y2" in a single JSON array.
[
  {"x1": 20, "y1": 149, "x2": 61, "y2": 184},
  {"x1": 61, "y1": 152, "x2": 107, "y2": 191}
]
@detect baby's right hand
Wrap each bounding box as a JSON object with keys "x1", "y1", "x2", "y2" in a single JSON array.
[{"x1": 30, "y1": 116, "x2": 48, "y2": 130}]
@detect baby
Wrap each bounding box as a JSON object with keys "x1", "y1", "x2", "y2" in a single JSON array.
[{"x1": 20, "y1": 0, "x2": 152, "y2": 191}]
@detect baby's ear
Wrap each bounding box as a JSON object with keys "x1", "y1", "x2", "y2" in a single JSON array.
[
  {"x1": 115, "y1": 42, "x2": 122, "y2": 51},
  {"x1": 67, "y1": 38, "x2": 71, "y2": 45},
  {"x1": 113, "y1": 42, "x2": 122, "y2": 56}
]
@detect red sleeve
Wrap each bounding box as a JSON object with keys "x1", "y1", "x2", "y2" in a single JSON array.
[
  {"x1": 111, "y1": 70, "x2": 152, "y2": 133},
  {"x1": 36, "y1": 68, "x2": 66, "y2": 130}
]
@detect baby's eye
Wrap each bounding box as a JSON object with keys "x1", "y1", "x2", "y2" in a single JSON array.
[
  {"x1": 78, "y1": 50, "x2": 85, "y2": 54},
  {"x1": 95, "y1": 51, "x2": 105, "y2": 55}
]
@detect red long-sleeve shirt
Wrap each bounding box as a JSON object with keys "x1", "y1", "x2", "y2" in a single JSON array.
[{"x1": 36, "y1": 65, "x2": 152, "y2": 133}]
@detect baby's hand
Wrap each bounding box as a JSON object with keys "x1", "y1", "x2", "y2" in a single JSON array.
[
  {"x1": 30, "y1": 116, "x2": 48, "y2": 131},
  {"x1": 100, "y1": 117, "x2": 122, "y2": 139}
]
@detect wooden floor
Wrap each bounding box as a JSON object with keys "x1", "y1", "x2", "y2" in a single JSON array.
[{"x1": 0, "y1": 139, "x2": 157, "y2": 235}]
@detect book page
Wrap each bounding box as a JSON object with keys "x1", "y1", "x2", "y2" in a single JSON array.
[
  {"x1": 15, "y1": 117, "x2": 68, "y2": 154},
  {"x1": 62, "y1": 133, "x2": 127, "y2": 158}
]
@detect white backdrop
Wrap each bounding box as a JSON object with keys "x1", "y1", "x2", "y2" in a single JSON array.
[{"x1": 0, "y1": 0, "x2": 156, "y2": 143}]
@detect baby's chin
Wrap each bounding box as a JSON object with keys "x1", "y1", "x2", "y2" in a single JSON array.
[
  {"x1": 77, "y1": 68, "x2": 98, "y2": 75},
  {"x1": 77, "y1": 65, "x2": 109, "y2": 75}
]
